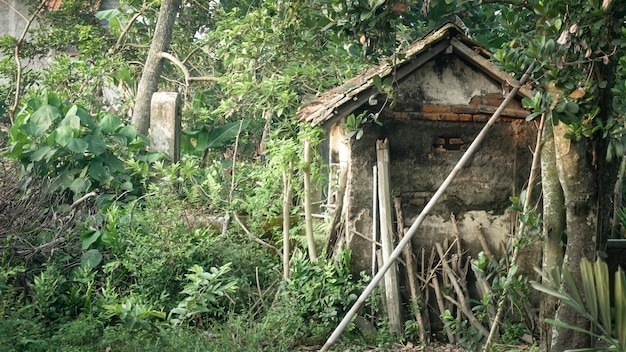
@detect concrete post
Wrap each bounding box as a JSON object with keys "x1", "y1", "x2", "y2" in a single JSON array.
[{"x1": 150, "y1": 92, "x2": 181, "y2": 163}]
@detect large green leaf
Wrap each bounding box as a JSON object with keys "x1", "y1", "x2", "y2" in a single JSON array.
[
  {"x1": 61, "y1": 107, "x2": 81, "y2": 130},
  {"x1": 89, "y1": 160, "x2": 110, "y2": 183},
  {"x1": 54, "y1": 125, "x2": 74, "y2": 147},
  {"x1": 67, "y1": 138, "x2": 89, "y2": 153},
  {"x1": 84, "y1": 135, "x2": 107, "y2": 156},
  {"x1": 80, "y1": 249, "x2": 102, "y2": 270},
  {"x1": 69, "y1": 177, "x2": 92, "y2": 194},
  {"x1": 23, "y1": 105, "x2": 59, "y2": 137},
  {"x1": 206, "y1": 120, "x2": 249, "y2": 149},
  {"x1": 580, "y1": 259, "x2": 598, "y2": 322},
  {"x1": 29, "y1": 146, "x2": 55, "y2": 162},
  {"x1": 100, "y1": 114, "x2": 122, "y2": 134},
  {"x1": 80, "y1": 230, "x2": 101, "y2": 250},
  {"x1": 593, "y1": 259, "x2": 611, "y2": 335}
]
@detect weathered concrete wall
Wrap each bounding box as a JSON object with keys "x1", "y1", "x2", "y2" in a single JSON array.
[
  {"x1": 346, "y1": 118, "x2": 538, "y2": 273},
  {"x1": 396, "y1": 55, "x2": 502, "y2": 108},
  {"x1": 0, "y1": 0, "x2": 29, "y2": 39}
]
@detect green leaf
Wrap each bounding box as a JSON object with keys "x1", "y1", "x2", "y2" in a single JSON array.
[
  {"x1": 88, "y1": 161, "x2": 110, "y2": 183},
  {"x1": 84, "y1": 135, "x2": 107, "y2": 156},
  {"x1": 544, "y1": 318, "x2": 598, "y2": 337},
  {"x1": 29, "y1": 146, "x2": 54, "y2": 162},
  {"x1": 564, "y1": 102, "x2": 579, "y2": 114},
  {"x1": 117, "y1": 125, "x2": 137, "y2": 140},
  {"x1": 69, "y1": 177, "x2": 92, "y2": 194},
  {"x1": 80, "y1": 249, "x2": 102, "y2": 270},
  {"x1": 67, "y1": 138, "x2": 89, "y2": 153},
  {"x1": 60, "y1": 113, "x2": 81, "y2": 131},
  {"x1": 100, "y1": 114, "x2": 122, "y2": 134},
  {"x1": 77, "y1": 109, "x2": 97, "y2": 129},
  {"x1": 580, "y1": 258, "x2": 598, "y2": 322},
  {"x1": 80, "y1": 230, "x2": 101, "y2": 250},
  {"x1": 23, "y1": 105, "x2": 60, "y2": 137},
  {"x1": 525, "y1": 112, "x2": 542, "y2": 121},
  {"x1": 55, "y1": 125, "x2": 74, "y2": 147},
  {"x1": 206, "y1": 120, "x2": 249, "y2": 149},
  {"x1": 592, "y1": 258, "x2": 611, "y2": 335}
]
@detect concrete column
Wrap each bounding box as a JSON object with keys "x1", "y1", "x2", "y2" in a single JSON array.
[{"x1": 150, "y1": 92, "x2": 181, "y2": 163}]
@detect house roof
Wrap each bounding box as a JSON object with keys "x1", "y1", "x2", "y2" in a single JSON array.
[{"x1": 297, "y1": 22, "x2": 533, "y2": 127}]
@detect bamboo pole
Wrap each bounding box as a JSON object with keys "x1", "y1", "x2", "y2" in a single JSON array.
[
  {"x1": 394, "y1": 197, "x2": 428, "y2": 344},
  {"x1": 372, "y1": 165, "x2": 378, "y2": 278},
  {"x1": 482, "y1": 101, "x2": 545, "y2": 350},
  {"x1": 303, "y1": 139, "x2": 317, "y2": 261},
  {"x1": 319, "y1": 63, "x2": 535, "y2": 351},
  {"x1": 282, "y1": 161, "x2": 293, "y2": 280}
]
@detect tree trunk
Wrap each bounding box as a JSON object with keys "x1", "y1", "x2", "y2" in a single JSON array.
[
  {"x1": 539, "y1": 121, "x2": 565, "y2": 352},
  {"x1": 131, "y1": 0, "x2": 181, "y2": 135},
  {"x1": 550, "y1": 122, "x2": 597, "y2": 351}
]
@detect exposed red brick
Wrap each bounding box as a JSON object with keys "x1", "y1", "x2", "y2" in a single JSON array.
[
  {"x1": 448, "y1": 138, "x2": 464, "y2": 145},
  {"x1": 451, "y1": 105, "x2": 478, "y2": 114},
  {"x1": 440, "y1": 113, "x2": 460, "y2": 121},
  {"x1": 473, "y1": 114, "x2": 488, "y2": 122},
  {"x1": 483, "y1": 97, "x2": 505, "y2": 107},
  {"x1": 469, "y1": 97, "x2": 481, "y2": 106},
  {"x1": 459, "y1": 114, "x2": 472, "y2": 121},
  {"x1": 423, "y1": 113, "x2": 441, "y2": 121},
  {"x1": 423, "y1": 105, "x2": 451, "y2": 113}
]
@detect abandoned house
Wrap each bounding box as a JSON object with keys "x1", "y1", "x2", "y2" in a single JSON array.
[{"x1": 297, "y1": 22, "x2": 540, "y2": 276}]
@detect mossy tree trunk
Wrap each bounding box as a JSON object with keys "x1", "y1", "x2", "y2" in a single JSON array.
[
  {"x1": 539, "y1": 121, "x2": 565, "y2": 352},
  {"x1": 550, "y1": 122, "x2": 598, "y2": 351},
  {"x1": 131, "y1": 0, "x2": 181, "y2": 135}
]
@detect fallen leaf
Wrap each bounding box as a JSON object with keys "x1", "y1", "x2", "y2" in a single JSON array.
[
  {"x1": 557, "y1": 30, "x2": 570, "y2": 46},
  {"x1": 569, "y1": 88, "x2": 585, "y2": 99},
  {"x1": 392, "y1": 2, "x2": 408, "y2": 14}
]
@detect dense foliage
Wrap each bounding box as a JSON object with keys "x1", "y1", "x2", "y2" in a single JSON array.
[{"x1": 2, "y1": 0, "x2": 626, "y2": 350}]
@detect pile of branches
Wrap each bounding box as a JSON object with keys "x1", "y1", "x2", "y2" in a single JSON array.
[{"x1": 0, "y1": 131, "x2": 75, "y2": 264}]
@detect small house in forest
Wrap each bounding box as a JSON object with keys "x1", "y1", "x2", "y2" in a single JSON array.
[{"x1": 297, "y1": 22, "x2": 539, "y2": 274}]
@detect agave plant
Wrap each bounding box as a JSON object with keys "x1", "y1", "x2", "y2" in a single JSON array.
[{"x1": 531, "y1": 257, "x2": 626, "y2": 352}]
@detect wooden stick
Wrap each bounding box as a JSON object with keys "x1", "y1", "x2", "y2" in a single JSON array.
[
  {"x1": 376, "y1": 139, "x2": 402, "y2": 335},
  {"x1": 372, "y1": 165, "x2": 378, "y2": 279},
  {"x1": 320, "y1": 63, "x2": 535, "y2": 351},
  {"x1": 325, "y1": 167, "x2": 348, "y2": 257},
  {"x1": 282, "y1": 162, "x2": 293, "y2": 280},
  {"x1": 436, "y1": 243, "x2": 490, "y2": 339},
  {"x1": 394, "y1": 197, "x2": 428, "y2": 344},
  {"x1": 432, "y1": 276, "x2": 455, "y2": 343},
  {"x1": 303, "y1": 139, "x2": 318, "y2": 261}
]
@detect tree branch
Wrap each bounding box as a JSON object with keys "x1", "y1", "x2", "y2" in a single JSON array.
[
  {"x1": 0, "y1": 0, "x2": 28, "y2": 22},
  {"x1": 112, "y1": 8, "x2": 144, "y2": 53},
  {"x1": 8, "y1": 0, "x2": 46, "y2": 124},
  {"x1": 157, "y1": 51, "x2": 220, "y2": 86}
]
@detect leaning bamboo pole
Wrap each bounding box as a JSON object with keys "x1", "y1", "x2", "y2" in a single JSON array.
[
  {"x1": 482, "y1": 102, "x2": 545, "y2": 351},
  {"x1": 320, "y1": 63, "x2": 535, "y2": 351}
]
